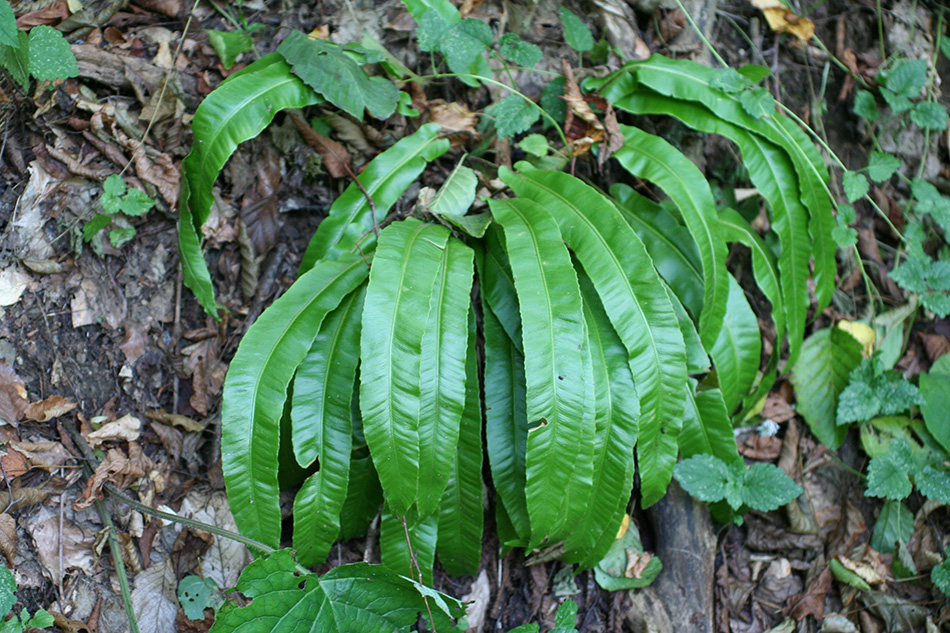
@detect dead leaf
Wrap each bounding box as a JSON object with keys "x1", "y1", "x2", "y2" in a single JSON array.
[
  {"x1": 78, "y1": 444, "x2": 154, "y2": 508},
  {"x1": 625, "y1": 550, "x2": 653, "y2": 579},
  {"x1": 0, "y1": 267, "x2": 31, "y2": 307},
  {"x1": 836, "y1": 553, "x2": 888, "y2": 586},
  {"x1": 0, "y1": 513, "x2": 15, "y2": 566},
  {"x1": 561, "y1": 60, "x2": 604, "y2": 156},
  {"x1": 290, "y1": 111, "x2": 352, "y2": 178},
  {"x1": 326, "y1": 113, "x2": 377, "y2": 154},
  {"x1": 132, "y1": 0, "x2": 181, "y2": 17},
  {"x1": 738, "y1": 435, "x2": 783, "y2": 460},
  {"x1": 120, "y1": 323, "x2": 149, "y2": 364},
  {"x1": 179, "y1": 490, "x2": 250, "y2": 588},
  {"x1": 146, "y1": 410, "x2": 204, "y2": 433},
  {"x1": 8, "y1": 441, "x2": 73, "y2": 472},
  {"x1": 787, "y1": 566, "x2": 832, "y2": 621},
  {"x1": 131, "y1": 557, "x2": 178, "y2": 633},
  {"x1": 28, "y1": 512, "x2": 96, "y2": 585},
  {"x1": 919, "y1": 332, "x2": 950, "y2": 363},
  {"x1": 747, "y1": 0, "x2": 815, "y2": 41},
  {"x1": 15, "y1": 0, "x2": 70, "y2": 28},
  {"x1": 0, "y1": 448, "x2": 28, "y2": 478},
  {"x1": 761, "y1": 392, "x2": 797, "y2": 423},
  {"x1": 49, "y1": 611, "x2": 93, "y2": 633},
  {"x1": 24, "y1": 395, "x2": 78, "y2": 422},
  {"x1": 149, "y1": 422, "x2": 183, "y2": 462},
  {"x1": 0, "y1": 362, "x2": 28, "y2": 427},
  {"x1": 429, "y1": 100, "x2": 478, "y2": 136},
  {"x1": 86, "y1": 414, "x2": 142, "y2": 446}
]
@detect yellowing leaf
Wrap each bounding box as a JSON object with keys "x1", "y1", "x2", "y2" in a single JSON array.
[
  {"x1": 747, "y1": 1, "x2": 815, "y2": 41},
  {"x1": 615, "y1": 513, "x2": 631, "y2": 540},
  {"x1": 836, "y1": 320, "x2": 875, "y2": 357}
]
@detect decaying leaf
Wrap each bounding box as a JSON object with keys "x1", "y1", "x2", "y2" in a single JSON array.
[
  {"x1": 119, "y1": 323, "x2": 149, "y2": 364},
  {"x1": 0, "y1": 362, "x2": 28, "y2": 427},
  {"x1": 24, "y1": 395, "x2": 77, "y2": 422},
  {"x1": 787, "y1": 567, "x2": 832, "y2": 621},
  {"x1": 8, "y1": 441, "x2": 73, "y2": 472},
  {"x1": 146, "y1": 410, "x2": 204, "y2": 433},
  {"x1": 0, "y1": 513, "x2": 15, "y2": 566},
  {"x1": 290, "y1": 111, "x2": 352, "y2": 178},
  {"x1": 131, "y1": 557, "x2": 178, "y2": 633},
  {"x1": 28, "y1": 510, "x2": 96, "y2": 585},
  {"x1": 78, "y1": 443, "x2": 154, "y2": 508},
  {"x1": 86, "y1": 414, "x2": 142, "y2": 446},
  {"x1": 0, "y1": 267, "x2": 31, "y2": 307},
  {"x1": 562, "y1": 60, "x2": 604, "y2": 156},
  {"x1": 0, "y1": 448, "x2": 28, "y2": 478},
  {"x1": 747, "y1": 0, "x2": 815, "y2": 41},
  {"x1": 429, "y1": 100, "x2": 479, "y2": 138},
  {"x1": 179, "y1": 490, "x2": 249, "y2": 588}
]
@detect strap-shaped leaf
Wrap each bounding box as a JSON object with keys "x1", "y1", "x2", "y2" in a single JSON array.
[
  {"x1": 562, "y1": 275, "x2": 639, "y2": 567},
  {"x1": 222, "y1": 254, "x2": 369, "y2": 547},
  {"x1": 611, "y1": 126, "x2": 729, "y2": 349},
  {"x1": 427, "y1": 162, "x2": 491, "y2": 238},
  {"x1": 488, "y1": 197, "x2": 595, "y2": 544},
  {"x1": 597, "y1": 56, "x2": 834, "y2": 314},
  {"x1": 380, "y1": 507, "x2": 438, "y2": 586},
  {"x1": 360, "y1": 218, "x2": 450, "y2": 515},
  {"x1": 416, "y1": 237, "x2": 474, "y2": 516},
  {"x1": 300, "y1": 123, "x2": 450, "y2": 272},
  {"x1": 501, "y1": 169, "x2": 687, "y2": 508},
  {"x1": 179, "y1": 53, "x2": 322, "y2": 315},
  {"x1": 480, "y1": 226, "x2": 523, "y2": 353},
  {"x1": 291, "y1": 285, "x2": 365, "y2": 566},
  {"x1": 481, "y1": 298, "x2": 530, "y2": 543},
  {"x1": 437, "y1": 310, "x2": 484, "y2": 576},
  {"x1": 611, "y1": 92, "x2": 808, "y2": 364},
  {"x1": 339, "y1": 451, "x2": 383, "y2": 540},
  {"x1": 679, "y1": 383, "x2": 741, "y2": 462},
  {"x1": 710, "y1": 275, "x2": 761, "y2": 413}
]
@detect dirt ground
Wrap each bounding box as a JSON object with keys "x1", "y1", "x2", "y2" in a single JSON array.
[{"x1": 1, "y1": 0, "x2": 949, "y2": 631}]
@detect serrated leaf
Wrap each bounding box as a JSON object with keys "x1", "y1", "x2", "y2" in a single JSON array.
[
  {"x1": 911, "y1": 178, "x2": 950, "y2": 234},
  {"x1": 209, "y1": 550, "x2": 463, "y2": 633},
  {"x1": 26, "y1": 26, "x2": 78, "y2": 81},
  {"x1": 911, "y1": 101, "x2": 949, "y2": 130},
  {"x1": 290, "y1": 286, "x2": 364, "y2": 566},
  {"x1": 890, "y1": 256, "x2": 950, "y2": 318},
  {"x1": 790, "y1": 327, "x2": 864, "y2": 448},
  {"x1": 222, "y1": 254, "x2": 369, "y2": 547},
  {"x1": 103, "y1": 174, "x2": 126, "y2": 198},
  {"x1": 277, "y1": 31, "x2": 398, "y2": 120},
  {"x1": 837, "y1": 358, "x2": 926, "y2": 425},
  {"x1": 120, "y1": 188, "x2": 155, "y2": 216},
  {"x1": 867, "y1": 152, "x2": 901, "y2": 183},
  {"x1": 83, "y1": 214, "x2": 112, "y2": 242},
  {"x1": 0, "y1": 0, "x2": 17, "y2": 48},
  {"x1": 741, "y1": 463, "x2": 802, "y2": 511},
  {"x1": 498, "y1": 32, "x2": 542, "y2": 68},
  {"x1": 518, "y1": 133, "x2": 550, "y2": 158},
  {"x1": 205, "y1": 29, "x2": 253, "y2": 70},
  {"x1": 932, "y1": 550, "x2": 950, "y2": 597},
  {"x1": 920, "y1": 372, "x2": 950, "y2": 454},
  {"x1": 441, "y1": 18, "x2": 493, "y2": 78},
  {"x1": 853, "y1": 90, "x2": 879, "y2": 121},
  {"x1": 360, "y1": 219, "x2": 449, "y2": 516},
  {"x1": 842, "y1": 170, "x2": 869, "y2": 202},
  {"x1": 560, "y1": 7, "x2": 593, "y2": 53},
  {"x1": 866, "y1": 439, "x2": 914, "y2": 500},
  {"x1": 884, "y1": 58, "x2": 927, "y2": 98},
  {"x1": 485, "y1": 95, "x2": 540, "y2": 139},
  {"x1": 488, "y1": 197, "x2": 595, "y2": 547},
  {"x1": 916, "y1": 465, "x2": 950, "y2": 503},
  {"x1": 870, "y1": 500, "x2": 913, "y2": 554},
  {"x1": 0, "y1": 29, "x2": 30, "y2": 91},
  {"x1": 675, "y1": 455, "x2": 733, "y2": 503},
  {"x1": 300, "y1": 123, "x2": 449, "y2": 272}
]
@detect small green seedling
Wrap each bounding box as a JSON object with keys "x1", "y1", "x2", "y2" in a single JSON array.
[
  {"x1": 0, "y1": 566, "x2": 54, "y2": 632},
  {"x1": 84, "y1": 174, "x2": 156, "y2": 253},
  {"x1": 0, "y1": 0, "x2": 78, "y2": 91}
]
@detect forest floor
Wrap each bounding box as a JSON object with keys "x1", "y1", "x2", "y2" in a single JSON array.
[{"x1": 1, "y1": 0, "x2": 949, "y2": 631}]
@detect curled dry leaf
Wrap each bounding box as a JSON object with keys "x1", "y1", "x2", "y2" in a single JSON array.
[
  {"x1": 86, "y1": 414, "x2": 142, "y2": 447},
  {"x1": 146, "y1": 410, "x2": 204, "y2": 433},
  {"x1": 78, "y1": 443, "x2": 154, "y2": 508},
  {"x1": 761, "y1": 392, "x2": 797, "y2": 423},
  {"x1": 0, "y1": 513, "x2": 15, "y2": 566},
  {"x1": 119, "y1": 323, "x2": 149, "y2": 364},
  {"x1": 8, "y1": 441, "x2": 73, "y2": 472},
  {"x1": 29, "y1": 513, "x2": 96, "y2": 586},
  {"x1": 747, "y1": 0, "x2": 815, "y2": 41},
  {"x1": 290, "y1": 111, "x2": 352, "y2": 178},
  {"x1": 429, "y1": 100, "x2": 479, "y2": 137},
  {"x1": 131, "y1": 557, "x2": 178, "y2": 633},
  {"x1": 24, "y1": 395, "x2": 78, "y2": 422},
  {"x1": 738, "y1": 435, "x2": 783, "y2": 460},
  {"x1": 561, "y1": 60, "x2": 604, "y2": 156},
  {"x1": 787, "y1": 567, "x2": 832, "y2": 621},
  {"x1": 0, "y1": 362, "x2": 28, "y2": 427},
  {"x1": 0, "y1": 448, "x2": 28, "y2": 478},
  {"x1": 0, "y1": 267, "x2": 31, "y2": 307}
]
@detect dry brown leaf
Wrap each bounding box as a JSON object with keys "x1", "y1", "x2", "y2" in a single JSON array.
[
  {"x1": 131, "y1": 557, "x2": 178, "y2": 633},
  {"x1": 787, "y1": 566, "x2": 832, "y2": 621},
  {"x1": 429, "y1": 100, "x2": 478, "y2": 135},
  {"x1": 180, "y1": 490, "x2": 250, "y2": 588},
  {"x1": 146, "y1": 410, "x2": 204, "y2": 433},
  {"x1": 289, "y1": 111, "x2": 352, "y2": 178},
  {"x1": 761, "y1": 392, "x2": 796, "y2": 423},
  {"x1": 326, "y1": 113, "x2": 377, "y2": 154},
  {"x1": 738, "y1": 435, "x2": 783, "y2": 460},
  {"x1": 624, "y1": 550, "x2": 653, "y2": 579},
  {"x1": 0, "y1": 447, "x2": 28, "y2": 478},
  {"x1": 24, "y1": 395, "x2": 77, "y2": 422},
  {"x1": 919, "y1": 332, "x2": 950, "y2": 363},
  {"x1": 0, "y1": 266, "x2": 31, "y2": 307},
  {"x1": 0, "y1": 362, "x2": 28, "y2": 427},
  {"x1": 561, "y1": 60, "x2": 604, "y2": 156},
  {"x1": 8, "y1": 441, "x2": 73, "y2": 472},
  {"x1": 28, "y1": 512, "x2": 96, "y2": 585},
  {"x1": 15, "y1": 0, "x2": 70, "y2": 28},
  {"x1": 836, "y1": 553, "x2": 888, "y2": 586},
  {"x1": 86, "y1": 414, "x2": 142, "y2": 446},
  {"x1": 50, "y1": 611, "x2": 94, "y2": 633},
  {"x1": 149, "y1": 421, "x2": 183, "y2": 462},
  {"x1": 119, "y1": 323, "x2": 149, "y2": 364},
  {"x1": 0, "y1": 514, "x2": 14, "y2": 566},
  {"x1": 78, "y1": 444, "x2": 154, "y2": 508}
]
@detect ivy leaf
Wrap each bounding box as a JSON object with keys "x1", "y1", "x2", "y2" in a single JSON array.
[
  {"x1": 560, "y1": 7, "x2": 593, "y2": 53},
  {"x1": 485, "y1": 95, "x2": 540, "y2": 139},
  {"x1": 933, "y1": 548, "x2": 950, "y2": 597},
  {"x1": 853, "y1": 90, "x2": 879, "y2": 122},
  {"x1": 0, "y1": 0, "x2": 17, "y2": 48},
  {"x1": 497, "y1": 33, "x2": 542, "y2": 68},
  {"x1": 842, "y1": 170, "x2": 869, "y2": 202},
  {"x1": 867, "y1": 152, "x2": 901, "y2": 183},
  {"x1": 209, "y1": 550, "x2": 463, "y2": 633},
  {"x1": 890, "y1": 256, "x2": 950, "y2": 318},
  {"x1": 741, "y1": 463, "x2": 803, "y2": 512},
  {"x1": 26, "y1": 25, "x2": 78, "y2": 81},
  {"x1": 910, "y1": 102, "x2": 949, "y2": 130},
  {"x1": 738, "y1": 87, "x2": 775, "y2": 118},
  {"x1": 916, "y1": 465, "x2": 950, "y2": 504},
  {"x1": 883, "y1": 58, "x2": 927, "y2": 98},
  {"x1": 865, "y1": 439, "x2": 914, "y2": 500},
  {"x1": 277, "y1": 31, "x2": 398, "y2": 120}
]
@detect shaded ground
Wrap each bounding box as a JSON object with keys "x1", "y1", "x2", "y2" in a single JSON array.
[{"x1": 0, "y1": 0, "x2": 949, "y2": 631}]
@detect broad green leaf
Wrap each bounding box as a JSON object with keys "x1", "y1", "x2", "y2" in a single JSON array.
[
  {"x1": 300, "y1": 123, "x2": 449, "y2": 272},
  {"x1": 0, "y1": 565, "x2": 15, "y2": 617},
  {"x1": 178, "y1": 575, "x2": 222, "y2": 621},
  {"x1": 741, "y1": 463, "x2": 802, "y2": 511},
  {"x1": 209, "y1": 550, "x2": 463, "y2": 633},
  {"x1": 380, "y1": 508, "x2": 438, "y2": 586},
  {"x1": 867, "y1": 152, "x2": 901, "y2": 183},
  {"x1": 437, "y1": 310, "x2": 484, "y2": 575},
  {"x1": 932, "y1": 550, "x2": 950, "y2": 597},
  {"x1": 277, "y1": 32, "x2": 398, "y2": 120},
  {"x1": 416, "y1": 237, "x2": 474, "y2": 516},
  {"x1": 0, "y1": 30, "x2": 30, "y2": 91},
  {"x1": 596, "y1": 55, "x2": 835, "y2": 316},
  {"x1": 360, "y1": 219, "x2": 449, "y2": 515},
  {"x1": 837, "y1": 358, "x2": 925, "y2": 425},
  {"x1": 401, "y1": 0, "x2": 459, "y2": 23},
  {"x1": 440, "y1": 18, "x2": 493, "y2": 82},
  {"x1": 612, "y1": 91, "x2": 808, "y2": 363},
  {"x1": 488, "y1": 197, "x2": 595, "y2": 545},
  {"x1": 481, "y1": 298, "x2": 530, "y2": 543},
  {"x1": 680, "y1": 385, "x2": 740, "y2": 463},
  {"x1": 339, "y1": 452, "x2": 383, "y2": 539},
  {"x1": 485, "y1": 95, "x2": 541, "y2": 139},
  {"x1": 83, "y1": 214, "x2": 112, "y2": 241},
  {"x1": 790, "y1": 327, "x2": 864, "y2": 449},
  {"x1": 502, "y1": 169, "x2": 686, "y2": 509},
  {"x1": 870, "y1": 500, "x2": 913, "y2": 554},
  {"x1": 0, "y1": 0, "x2": 16, "y2": 48},
  {"x1": 710, "y1": 276, "x2": 761, "y2": 412},
  {"x1": 222, "y1": 254, "x2": 369, "y2": 548},
  {"x1": 480, "y1": 226, "x2": 523, "y2": 353},
  {"x1": 883, "y1": 59, "x2": 927, "y2": 98},
  {"x1": 853, "y1": 90, "x2": 880, "y2": 121},
  {"x1": 498, "y1": 33, "x2": 542, "y2": 67},
  {"x1": 519, "y1": 134, "x2": 550, "y2": 158},
  {"x1": 180, "y1": 54, "x2": 322, "y2": 315},
  {"x1": 920, "y1": 372, "x2": 950, "y2": 454},
  {"x1": 119, "y1": 188, "x2": 155, "y2": 217},
  {"x1": 910, "y1": 102, "x2": 949, "y2": 130},
  {"x1": 290, "y1": 286, "x2": 365, "y2": 566},
  {"x1": 562, "y1": 274, "x2": 639, "y2": 567},
  {"x1": 843, "y1": 170, "x2": 869, "y2": 203},
  {"x1": 915, "y1": 466, "x2": 950, "y2": 503},
  {"x1": 674, "y1": 454, "x2": 732, "y2": 502},
  {"x1": 205, "y1": 29, "x2": 253, "y2": 70},
  {"x1": 560, "y1": 6, "x2": 593, "y2": 53},
  {"x1": 613, "y1": 124, "x2": 728, "y2": 349},
  {"x1": 738, "y1": 87, "x2": 775, "y2": 118},
  {"x1": 429, "y1": 162, "x2": 477, "y2": 218},
  {"x1": 27, "y1": 25, "x2": 78, "y2": 81}
]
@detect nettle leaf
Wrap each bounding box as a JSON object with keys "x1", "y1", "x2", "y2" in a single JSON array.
[
  {"x1": 209, "y1": 550, "x2": 463, "y2": 633},
  {"x1": 867, "y1": 152, "x2": 901, "y2": 183},
  {"x1": 0, "y1": 0, "x2": 17, "y2": 48},
  {"x1": 120, "y1": 188, "x2": 155, "y2": 216},
  {"x1": 498, "y1": 33, "x2": 542, "y2": 68},
  {"x1": 441, "y1": 18, "x2": 493, "y2": 76},
  {"x1": 916, "y1": 466, "x2": 950, "y2": 504},
  {"x1": 865, "y1": 439, "x2": 914, "y2": 500},
  {"x1": 880, "y1": 87, "x2": 913, "y2": 114},
  {"x1": 26, "y1": 25, "x2": 78, "y2": 81},
  {"x1": 674, "y1": 455, "x2": 731, "y2": 503},
  {"x1": 911, "y1": 178, "x2": 950, "y2": 234},
  {"x1": 889, "y1": 256, "x2": 950, "y2": 318},
  {"x1": 837, "y1": 357, "x2": 926, "y2": 426},
  {"x1": 0, "y1": 29, "x2": 29, "y2": 91},
  {"x1": 742, "y1": 463, "x2": 803, "y2": 512},
  {"x1": 277, "y1": 31, "x2": 398, "y2": 120},
  {"x1": 910, "y1": 102, "x2": 949, "y2": 130},
  {"x1": 933, "y1": 549, "x2": 950, "y2": 597},
  {"x1": 675, "y1": 455, "x2": 801, "y2": 514},
  {"x1": 416, "y1": 9, "x2": 453, "y2": 52},
  {"x1": 560, "y1": 6, "x2": 593, "y2": 53},
  {"x1": 853, "y1": 90, "x2": 880, "y2": 122},
  {"x1": 485, "y1": 95, "x2": 540, "y2": 139},
  {"x1": 883, "y1": 58, "x2": 927, "y2": 99},
  {"x1": 103, "y1": 174, "x2": 126, "y2": 198},
  {"x1": 842, "y1": 170, "x2": 869, "y2": 202}
]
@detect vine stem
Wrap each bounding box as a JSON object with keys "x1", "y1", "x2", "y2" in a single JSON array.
[{"x1": 400, "y1": 515, "x2": 437, "y2": 632}]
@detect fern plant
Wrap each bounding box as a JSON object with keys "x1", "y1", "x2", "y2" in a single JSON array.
[{"x1": 178, "y1": 12, "x2": 832, "y2": 578}]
